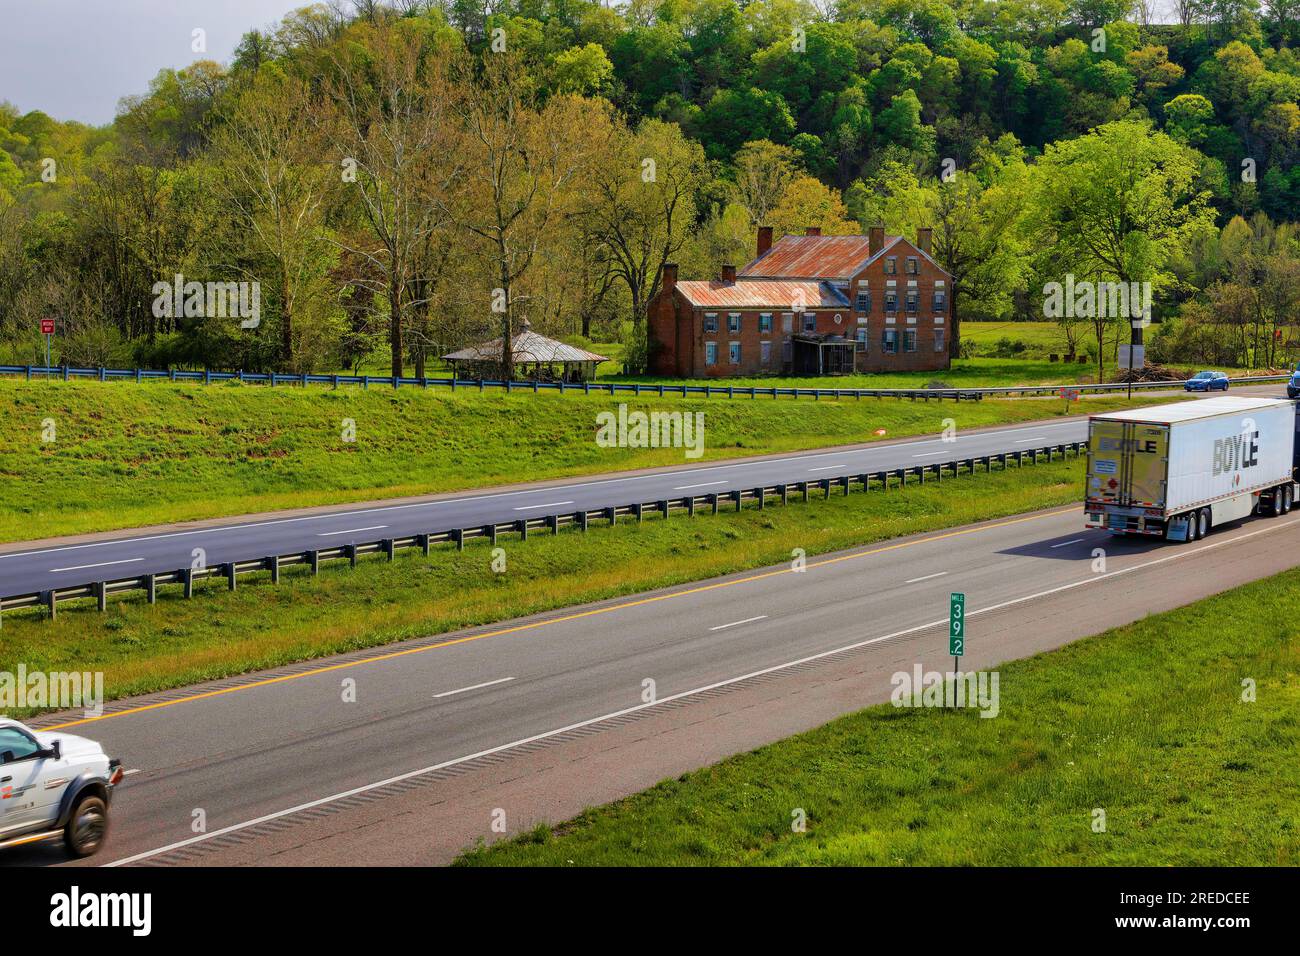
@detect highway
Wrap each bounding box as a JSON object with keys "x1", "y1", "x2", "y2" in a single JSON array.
[
  {"x1": 0, "y1": 415, "x2": 1096, "y2": 597},
  {"x1": 6, "y1": 495, "x2": 1298, "y2": 867},
  {"x1": 3, "y1": 384, "x2": 1284, "y2": 599}
]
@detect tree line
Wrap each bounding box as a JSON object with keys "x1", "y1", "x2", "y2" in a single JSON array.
[{"x1": 1, "y1": 0, "x2": 1298, "y2": 378}]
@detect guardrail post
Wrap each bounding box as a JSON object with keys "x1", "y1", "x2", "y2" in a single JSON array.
[
  {"x1": 757, "y1": 487, "x2": 765, "y2": 509},
  {"x1": 419, "y1": 534, "x2": 430, "y2": 557},
  {"x1": 733, "y1": 490, "x2": 743, "y2": 511},
  {"x1": 227, "y1": 563, "x2": 238, "y2": 591},
  {"x1": 634, "y1": 503, "x2": 643, "y2": 523},
  {"x1": 347, "y1": 544, "x2": 358, "y2": 568},
  {"x1": 95, "y1": 581, "x2": 107, "y2": 612},
  {"x1": 709, "y1": 494, "x2": 719, "y2": 515},
  {"x1": 269, "y1": 556, "x2": 280, "y2": 583},
  {"x1": 659, "y1": 499, "x2": 669, "y2": 519},
  {"x1": 454, "y1": 529, "x2": 465, "y2": 551},
  {"x1": 579, "y1": 511, "x2": 589, "y2": 532},
  {"x1": 487, "y1": 524, "x2": 498, "y2": 546},
  {"x1": 606, "y1": 506, "x2": 616, "y2": 526},
  {"x1": 799, "y1": 481, "x2": 809, "y2": 502},
  {"x1": 184, "y1": 568, "x2": 195, "y2": 598},
  {"x1": 840, "y1": 476, "x2": 850, "y2": 495},
  {"x1": 779, "y1": 484, "x2": 788, "y2": 505},
  {"x1": 310, "y1": 550, "x2": 320, "y2": 574},
  {"x1": 383, "y1": 538, "x2": 395, "y2": 560},
  {"x1": 146, "y1": 573, "x2": 156, "y2": 604},
  {"x1": 44, "y1": 590, "x2": 56, "y2": 619},
  {"x1": 517, "y1": 518, "x2": 528, "y2": 540},
  {"x1": 820, "y1": 479, "x2": 831, "y2": 500},
  {"x1": 686, "y1": 496, "x2": 696, "y2": 516},
  {"x1": 547, "y1": 515, "x2": 559, "y2": 534}
]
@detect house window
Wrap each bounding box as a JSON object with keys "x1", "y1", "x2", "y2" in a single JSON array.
[
  {"x1": 855, "y1": 290, "x2": 870, "y2": 312},
  {"x1": 934, "y1": 328, "x2": 946, "y2": 353},
  {"x1": 904, "y1": 330, "x2": 917, "y2": 352},
  {"x1": 884, "y1": 257, "x2": 897, "y2": 275},
  {"x1": 729, "y1": 341, "x2": 741, "y2": 364},
  {"x1": 761, "y1": 340, "x2": 772, "y2": 364},
  {"x1": 704, "y1": 312, "x2": 718, "y2": 333},
  {"x1": 883, "y1": 329, "x2": 899, "y2": 354},
  {"x1": 855, "y1": 327, "x2": 868, "y2": 352},
  {"x1": 905, "y1": 257, "x2": 919, "y2": 274},
  {"x1": 728, "y1": 312, "x2": 741, "y2": 334},
  {"x1": 781, "y1": 313, "x2": 794, "y2": 333},
  {"x1": 933, "y1": 290, "x2": 946, "y2": 311},
  {"x1": 905, "y1": 290, "x2": 918, "y2": 313},
  {"x1": 884, "y1": 292, "x2": 897, "y2": 314},
  {"x1": 802, "y1": 313, "x2": 816, "y2": 332},
  {"x1": 705, "y1": 342, "x2": 717, "y2": 366},
  {"x1": 759, "y1": 312, "x2": 772, "y2": 333}
]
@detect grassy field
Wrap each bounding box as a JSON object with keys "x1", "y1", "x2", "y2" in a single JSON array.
[
  {"x1": 0, "y1": 456, "x2": 1085, "y2": 711},
  {"x1": 0, "y1": 378, "x2": 1164, "y2": 543},
  {"x1": 458, "y1": 566, "x2": 1300, "y2": 867}
]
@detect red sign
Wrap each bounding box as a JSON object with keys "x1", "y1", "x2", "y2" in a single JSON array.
[
  {"x1": 1060, "y1": 388, "x2": 1080, "y2": 402},
  {"x1": 40, "y1": 318, "x2": 55, "y2": 335}
]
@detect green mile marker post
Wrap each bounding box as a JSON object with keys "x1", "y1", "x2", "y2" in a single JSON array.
[{"x1": 949, "y1": 592, "x2": 965, "y2": 696}]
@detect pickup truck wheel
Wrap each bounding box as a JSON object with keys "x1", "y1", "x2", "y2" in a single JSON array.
[{"x1": 64, "y1": 794, "x2": 108, "y2": 858}]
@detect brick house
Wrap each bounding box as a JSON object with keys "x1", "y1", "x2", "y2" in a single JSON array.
[{"x1": 648, "y1": 225, "x2": 953, "y2": 377}]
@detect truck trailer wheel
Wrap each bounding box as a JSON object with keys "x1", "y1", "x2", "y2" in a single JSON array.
[
  {"x1": 1272, "y1": 487, "x2": 1286, "y2": 517},
  {"x1": 1284, "y1": 485, "x2": 1294, "y2": 514},
  {"x1": 1197, "y1": 508, "x2": 1211, "y2": 539}
]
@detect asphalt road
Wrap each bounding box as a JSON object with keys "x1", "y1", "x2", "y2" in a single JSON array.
[
  {"x1": 6, "y1": 493, "x2": 1298, "y2": 867},
  {"x1": 1, "y1": 382, "x2": 1284, "y2": 598}
]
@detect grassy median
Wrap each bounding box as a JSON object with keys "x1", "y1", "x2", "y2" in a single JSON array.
[
  {"x1": 0, "y1": 456, "x2": 1084, "y2": 711},
  {"x1": 0, "y1": 377, "x2": 1168, "y2": 542},
  {"x1": 457, "y1": 566, "x2": 1300, "y2": 867}
]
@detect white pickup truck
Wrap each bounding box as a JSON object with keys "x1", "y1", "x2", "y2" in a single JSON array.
[
  {"x1": 1085, "y1": 396, "x2": 1300, "y2": 542},
  {"x1": 0, "y1": 717, "x2": 123, "y2": 857}
]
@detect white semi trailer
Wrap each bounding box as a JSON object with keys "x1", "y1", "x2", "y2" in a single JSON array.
[{"x1": 1084, "y1": 396, "x2": 1300, "y2": 542}]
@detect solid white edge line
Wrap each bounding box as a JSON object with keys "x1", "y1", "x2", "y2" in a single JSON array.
[
  {"x1": 48, "y1": 557, "x2": 144, "y2": 573},
  {"x1": 102, "y1": 512, "x2": 1298, "y2": 868},
  {"x1": 708, "y1": 615, "x2": 768, "y2": 631},
  {"x1": 3, "y1": 419, "x2": 1089, "y2": 562},
  {"x1": 432, "y1": 677, "x2": 515, "y2": 699}
]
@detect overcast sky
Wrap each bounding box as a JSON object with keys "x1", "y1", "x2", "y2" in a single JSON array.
[{"x1": 1, "y1": 0, "x2": 312, "y2": 125}]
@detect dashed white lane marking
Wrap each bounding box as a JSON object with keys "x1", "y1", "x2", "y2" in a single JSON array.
[
  {"x1": 513, "y1": 501, "x2": 575, "y2": 511},
  {"x1": 674, "y1": 481, "x2": 727, "y2": 490},
  {"x1": 433, "y1": 677, "x2": 516, "y2": 699},
  {"x1": 1050, "y1": 538, "x2": 1085, "y2": 549},
  {"x1": 905, "y1": 571, "x2": 949, "y2": 584},
  {"x1": 709, "y1": 615, "x2": 769, "y2": 631},
  {"x1": 49, "y1": 558, "x2": 144, "y2": 573},
  {"x1": 317, "y1": 525, "x2": 387, "y2": 537}
]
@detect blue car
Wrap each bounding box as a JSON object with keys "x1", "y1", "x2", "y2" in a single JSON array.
[
  {"x1": 1185, "y1": 370, "x2": 1229, "y2": 392},
  {"x1": 1288, "y1": 363, "x2": 1300, "y2": 399}
]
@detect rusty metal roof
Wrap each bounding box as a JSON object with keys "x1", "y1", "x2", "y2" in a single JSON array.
[
  {"x1": 675, "y1": 279, "x2": 850, "y2": 310},
  {"x1": 741, "y1": 235, "x2": 898, "y2": 279}
]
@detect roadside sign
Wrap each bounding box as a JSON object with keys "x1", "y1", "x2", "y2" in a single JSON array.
[
  {"x1": 1118, "y1": 344, "x2": 1144, "y2": 371},
  {"x1": 1060, "y1": 387, "x2": 1079, "y2": 402},
  {"x1": 949, "y1": 592, "x2": 965, "y2": 657},
  {"x1": 40, "y1": 318, "x2": 54, "y2": 335}
]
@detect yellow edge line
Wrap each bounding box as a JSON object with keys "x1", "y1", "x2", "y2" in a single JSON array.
[{"x1": 42, "y1": 506, "x2": 1079, "y2": 731}]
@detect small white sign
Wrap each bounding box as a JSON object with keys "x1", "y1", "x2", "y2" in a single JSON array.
[{"x1": 1118, "y1": 344, "x2": 1145, "y2": 370}]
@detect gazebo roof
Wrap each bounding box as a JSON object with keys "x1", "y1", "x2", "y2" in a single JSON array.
[{"x1": 442, "y1": 321, "x2": 608, "y2": 365}]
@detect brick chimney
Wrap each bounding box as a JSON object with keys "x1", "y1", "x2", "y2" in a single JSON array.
[
  {"x1": 868, "y1": 225, "x2": 885, "y2": 257},
  {"x1": 720, "y1": 264, "x2": 736, "y2": 284},
  {"x1": 805, "y1": 226, "x2": 822, "y2": 236},
  {"x1": 661, "y1": 262, "x2": 678, "y2": 295},
  {"x1": 756, "y1": 225, "x2": 773, "y2": 258},
  {"x1": 916, "y1": 227, "x2": 932, "y2": 255}
]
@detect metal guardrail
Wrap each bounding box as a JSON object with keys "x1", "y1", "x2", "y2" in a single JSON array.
[
  {"x1": 0, "y1": 441, "x2": 1087, "y2": 624},
  {"x1": 1, "y1": 364, "x2": 1290, "y2": 402}
]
